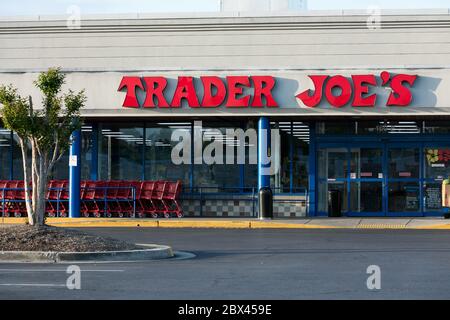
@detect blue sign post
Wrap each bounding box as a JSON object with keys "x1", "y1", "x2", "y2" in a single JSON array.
[{"x1": 69, "y1": 129, "x2": 81, "y2": 218}]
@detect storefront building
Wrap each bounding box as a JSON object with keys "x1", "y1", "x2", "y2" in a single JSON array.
[{"x1": 1, "y1": 10, "x2": 450, "y2": 217}]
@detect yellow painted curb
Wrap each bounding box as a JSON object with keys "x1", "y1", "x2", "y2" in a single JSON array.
[
  {"x1": 412, "y1": 224, "x2": 450, "y2": 230},
  {"x1": 0, "y1": 217, "x2": 28, "y2": 224},
  {"x1": 47, "y1": 218, "x2": 159, "y2": 228},
  {"x1": 0, "y1": 217, "x2": 159, "y2": 228},
  {"x1": 48, "y1": 221, "x2": 159, "y2": 228},
  {"x1": 249, "y1": 221, "x2": 336, "y2": 229},
  {"x1": 158, "y1": 220, "x2": 250, "y2": 229},
  {"x1": 1, "y1": 217, "x2": 450, "y2": 230}
]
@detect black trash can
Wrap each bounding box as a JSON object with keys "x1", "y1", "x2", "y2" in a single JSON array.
[
  {"x1": 259, "y1": 187, "x2": 273, "y2": 219},
  {"x1": 328, "y1": 190, "x2": 342, "y2": 217}
]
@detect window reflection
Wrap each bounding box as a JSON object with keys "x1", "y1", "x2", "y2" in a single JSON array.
[
  {"x1": 194, "y1": 121, "x2": 243, "y2": 193},
  {"x1": 292, "y1": 122, "x2": 309, "y2": 192},
  {"x1": 424, "y1": 121, "x2": 450, "y2": 134},
  {"x1": 99, "y1": 123, "x2": 143, "y2": 180},
  {"x1": 388, "y1": 182, "x2": 420, "y2": 212},
  {"x1": 350, "y1": 182, "x2": 382, "y2": 213},
  {"x1": 0, "y1": 129, "x2": 11, "y2": 179},
  {"x1": 145, "y1": 122, "x2": 191, "y2": 185},
  {"x1": 271, "y1": 122, "x2": 291, "y2": 193},
  {"x1": 0, "y1": 120, "x2": 311, "y2": 196},
  {"x1": 389, "y1": 148, "x2": 419, "y2": 178},
  {"x1": 351, "y1": 148, "x2": 382, "y2": 179},
  {"x1": 316, "y1": 122, "x2": 355, "y2": 135}
]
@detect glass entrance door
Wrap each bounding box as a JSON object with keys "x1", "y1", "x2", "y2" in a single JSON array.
[
  {"x1": 317, "y1": 148, "x2": 348, "y2": 215},
  {"x1": 317, "y1": 146, "x2": 384, "y2": 216},
  {"x1": 315, "y1": 133, "x2": 450, "y2": 217},
  {"x1": 349, "y1": 148, "x2": 384, "y2": 215},
  {"x1": 387, "y1": 144, "x2": 421, "y2": 216},
  {"x1": 317, "y1": 143, "x2": 426, "y2": 217}
]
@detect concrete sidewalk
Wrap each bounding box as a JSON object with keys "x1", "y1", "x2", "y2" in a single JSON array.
[{"x1": 1, "y1": 217, "x2": 450, "y2": 230}]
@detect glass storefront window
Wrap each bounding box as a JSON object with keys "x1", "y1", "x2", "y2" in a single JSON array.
[
  {"x1": 0, "y1": 120, "x2": 312, "y2": 196},
  {"x1": 357, "y1": 121, "x2": 382, "y2": 135},
  {"x1": 425, "y1": 148, "x2": 450, "y2": 180},
  {"x1": 271, "y1": 122, "x2": 291, "y2": 193},
  {"x1": 1, "y1": 130, "x2": 32, "y2": 180},
  {"x1": 145, "y1": 122, "x2": 191, "y2": 186},
  {"x1": 318, "y1": 181, "x2": 347, "y2": 213},
  {"x1": 424, "y1": 121, "x2": 450, "y2": 134},
  {"x1": 51, "y1": 154, "x2": 69, "y2": 180},
  {"x1": 244, "y1": 121, "x2": 258, "y2": 191},
  {"x1": 292, "y1": 122, "x2": 309, "y2": 192},
  {"x1": 12, "y1": 133, "x2": 25, "y2": 180},
  {"x1": 388, "y1": 148, "x2": 420, "y2": 179},
  {"x1": 388, "y1": 182, "x2": 420, "y2": 212},
  {"x1": 350, "y1": 148, "x2": 382, "y2": 179},
  {"x1": 31, "y1": 125, "x2": 93, "y2": 181},
  {"x1": 80, "y1": 125, "x2": 94, "y2": 180},
  {"x1": 330, "y1": 149, "x2": 346, "y2": 178},
  {"x1": 358, "y1": 121, "x2": 422, "y2": 135},
  {"x1": 383, "y1": 121, "x2": 421, "y2": 134},
  {"x1": 194, "y1": 121, "x2": 243, "y2": 193},
  {"x1": 99, "y1": 123, "x2": 143, "y2": 181},
  {"x1": 0, "y1": 129, "x2": 11, "y2": 179},
  {"x1": 316, "y1": 122, "x2": 355, "y2": 135},
  {"x1": 271, "y1": 122, "x2": 309, "y2": 193},
  {"x1": 350, "y1": 182, "x2": 382, "y2": 213},
  {"x1": 318, "y1": 148, "x2": 348, "y2": 179}
]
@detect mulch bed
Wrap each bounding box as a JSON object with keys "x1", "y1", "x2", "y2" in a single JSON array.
[{"x1": 0, "y1": 225, "x2": 139, "y2": 252}]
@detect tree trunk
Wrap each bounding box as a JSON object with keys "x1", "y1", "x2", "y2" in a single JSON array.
[
  {"x1": 31, "y1": 143, "x2": 49, "y2": 227},
  {"x1": 31, "y1": 140, "x2": 41, "y2": 226},
  {"x1": 35, "y1": 159, "x2": 48, "y2": 226},
  {"x1": 19, "y1": 138, "x2": 34, "y2": 225},
  {"x1": 18, "y1": 137, "x2": 53, "y2": 227}
]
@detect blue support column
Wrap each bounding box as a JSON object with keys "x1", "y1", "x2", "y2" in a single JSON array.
[
  {"x1": 69, "y1": 129, "x2": 81, "y2": 218},
  {"x1": 258, "y1": 117, "x2": 271, "y2": 191},
  {"x1": 9, "y1": 131, "x2": 14, "y2": 180},
  {"x1": 142, "y1": 123, "x2": 146, "y2": 181},
  {"x1": 289, "y1": 122, "x2": 294, "y2": 193},
  {"x1": 308, "y1": 123, "x2": 317, "y2": 216},
  {"x1": 189, "y1": 122, "x2": 195, "y2": 192},
  {"x1": 90, "y1": 124, "x2": 99, "y2": 181},
  {"x1": 258, "y1": 117, "x2": 273, "y2": 219}
]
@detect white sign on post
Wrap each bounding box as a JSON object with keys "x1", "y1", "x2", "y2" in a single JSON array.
[{"x1": 69, "y1": 155, "x2": 78, "y2": 167}]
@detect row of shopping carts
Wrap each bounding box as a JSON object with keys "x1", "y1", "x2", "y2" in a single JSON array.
[{"x1": 0, "y1": 180, "x2": 183, "y2": 218}]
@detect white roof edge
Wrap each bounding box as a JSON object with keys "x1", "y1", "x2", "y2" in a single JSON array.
[{"x1": 0, "y1": 8, "x2": 449, "y2": 22}]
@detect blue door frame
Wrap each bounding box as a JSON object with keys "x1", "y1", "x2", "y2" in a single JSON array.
[
  {"x1": 316, "y1": 142, "x2": 385, "y2": 217},
  {"x1": 384, "y1": 142, "x2": 422, "y2": 217},
  {"x1": 313, "y1": 134, "x2": 450, "y2": 217}
]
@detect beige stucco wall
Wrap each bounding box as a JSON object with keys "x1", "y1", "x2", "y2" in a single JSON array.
[{"x1": 0, "y1": 11, "x2": 450, "y2": 118}]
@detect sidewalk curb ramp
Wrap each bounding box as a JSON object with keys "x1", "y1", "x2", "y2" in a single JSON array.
[{"x1": 0, "y1": 244, "x2": 174, "y2": 263}]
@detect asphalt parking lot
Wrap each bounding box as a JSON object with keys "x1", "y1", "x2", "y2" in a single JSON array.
[{"x1": 1, "y1": 228, "x2": 450, "y2": 300}]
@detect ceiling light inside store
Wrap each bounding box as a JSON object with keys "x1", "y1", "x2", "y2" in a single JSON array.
[{"x1": 157, "y1": 123, "x2": 191, "y2": 126}]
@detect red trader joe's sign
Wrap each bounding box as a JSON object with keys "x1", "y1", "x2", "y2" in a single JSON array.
[
  {"x1": 118, "y1": 72, "x2": 417, "y2": 109},
  {"x1": 118, "y1": 76, "x2": 278, "y2": 108}
]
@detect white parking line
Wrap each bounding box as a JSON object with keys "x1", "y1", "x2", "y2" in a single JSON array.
[
  {"x1": 0, "y1": 269, "x2": 124, "y2": 273},
  {"x1": 0, "y1": 283, "x2": 67, "y2": 287}
]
